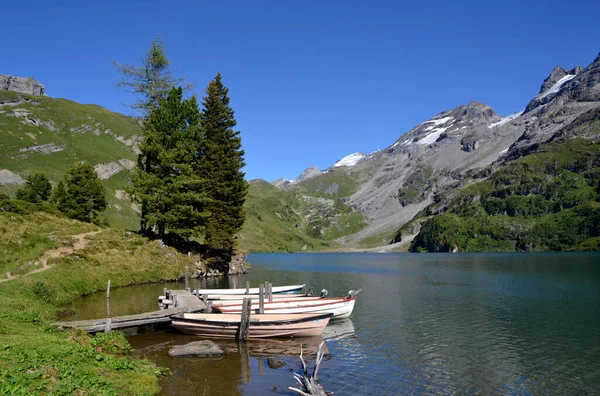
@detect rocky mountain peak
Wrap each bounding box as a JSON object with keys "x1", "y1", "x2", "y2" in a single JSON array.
[
  {"x1": 539, "y1": 65, "x2": 582, "y2": 94},
  {"x1": 272, "y1": 178, "x2": 292, "y2": 188},
  {"x1": 0, "y1": 75, "x2": 46, "y2": 96},
  {"x1": 446, "y1": 101, "x2": 498, "y2": 124},
  {"x1": 296, "y1": 166, "x2": 321, "y2": 183}
]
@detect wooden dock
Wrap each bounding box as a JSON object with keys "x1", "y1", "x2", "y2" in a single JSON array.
[{"x1": 54, "y1": 289, "x2": 208, "y2": 333}]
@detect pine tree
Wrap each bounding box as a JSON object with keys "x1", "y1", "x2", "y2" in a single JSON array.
[
  {"x1": 197, "y1": 73, "x2": 248, "y2": 257},
  {"x1": 130, "y1": 87, "x2": 209, "y2": 238},
  {"x1": 16, "y1": 173, "x2": 52, "y2": 203},
  {"x1": 59, "y1": 164, "x2": 107, "y2": 222},
  {"x1": 114, "y1": 36, "x2": 192, "y2": 117},
  {"x1": 50, "y1": 181, "x2": 67, "y2": 210}
]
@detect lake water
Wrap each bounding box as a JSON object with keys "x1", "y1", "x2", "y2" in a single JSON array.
[{"x1": 64, "y1": 252, "x2": 600, "y2": 395}]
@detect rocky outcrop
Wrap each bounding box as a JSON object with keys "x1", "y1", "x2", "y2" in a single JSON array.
[
  {"x1": 0, "y1": 169, "x2": 25, "y2": 185},
  {"x1": 0, "y1": 75, "x2": 45, "y2": 96},
  {"x1": 192, "y1": 253, "x2": 251, "y2": 278},
  {"x1": 168, "y1": 341, "x2": 224, "y2": 357},
  {"x1": 228, "y1": 253, "x2": 251, "y2": 275}
]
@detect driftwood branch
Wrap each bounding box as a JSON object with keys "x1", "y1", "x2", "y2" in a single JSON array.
[{"x1": 289, "y1": 341, "x2": 329, "y2": 396}]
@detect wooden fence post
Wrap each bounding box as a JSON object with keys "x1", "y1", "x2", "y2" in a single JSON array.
[{"x1": 104, "y1": 318, "x2": 111, "y2": 333}]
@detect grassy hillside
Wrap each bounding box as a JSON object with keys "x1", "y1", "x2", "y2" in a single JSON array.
[
  {"x1": 238, "y1": 179, "x2": 365, "y2": 252},
  {"x1": 0, "y1": 210, "x2": 196, "y2": 394},
  {"x1": 409, "y1": 138, "x2": 600, "y2": 252},
  {"x1": 0, "y1": 90, "x2": 141, "y2": 229},
  {"x1": 0, "y1": 92, "x2": 367, "y2": 251}
]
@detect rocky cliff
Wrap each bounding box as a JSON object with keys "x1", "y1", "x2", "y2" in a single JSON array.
[{"x1": 0, "y1": 75, "x2": 46, "y2": 96}]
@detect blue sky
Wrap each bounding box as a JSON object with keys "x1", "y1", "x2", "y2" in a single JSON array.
[{"x1": 3, "y1": 0, "x2": 599, "y2": 181}]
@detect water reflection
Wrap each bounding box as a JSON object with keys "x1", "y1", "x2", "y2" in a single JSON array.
[{"x1": 64, "y1": 252, "x2": 600, "y2": 395}]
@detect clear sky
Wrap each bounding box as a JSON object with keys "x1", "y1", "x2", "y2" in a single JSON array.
[{"x1": 3, "y1": 0, "x2": 599, "y2": 181}]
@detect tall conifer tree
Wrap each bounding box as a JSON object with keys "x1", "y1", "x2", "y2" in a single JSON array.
[
  {"x1": 197, "y1": 73, "x2": 248, "y2": 257},
  {"x1": 131, "y1": 87, "x2": 208, "y2": 238}
]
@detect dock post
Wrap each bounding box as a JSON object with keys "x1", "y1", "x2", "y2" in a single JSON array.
[
  {"x1": 236, "y1": 297, "x2": 251, "y2": 340},
  {"x1": 259, "y1": 284, "x2": 265, "y2": 314},
  {"x1": 185, "y1": 268, "x2": 189, "y2": 292},
  {"x1": 173, "y1": 294, "x2": 178, "y2": 308},
  {"x1": 267, "y1": 282, "x2": 273, "y2": 302},
  {"x1": 106, "y1": 280, "x2": 111, "y2": 299},
  {"x1": 104, "y1": 318, "x2": 111, "y2": 333},
  {"x1": 163, "y1": 287, "x2": 167, "y2": 298},
  {"x1": 233, "y1": 277, "x2": 238, "y2": 289},
  {"x1": 245, "y1": 281, "x2": 250, "y2": 295}
]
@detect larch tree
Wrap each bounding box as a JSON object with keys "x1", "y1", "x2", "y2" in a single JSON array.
[
  {"x1": 130, "y1": 87, "x2": 209, "y2": 238},
  {"x1": 197, "y1": 73, "x2": 248, "y2": 259},
  {"x1": 114, "y1": 36, "x2": 191, "y2": 118}
]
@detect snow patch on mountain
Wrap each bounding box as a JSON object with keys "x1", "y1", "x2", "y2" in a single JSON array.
[
  {"x1": 421, "y1": 116, "x2": 453, "y2": 131},
  {"x1": 489, "y1": 111, "x2": 524, "y2": 128},
  {"x1": 417, "y1": 126, "x2": 450, "y2": 145},
  {"x1": 332, "y1": 152, "x2": 365, "y2": 167},
  {"x1": 538, "y1": 74, "x2": 576, "y2": 99}
]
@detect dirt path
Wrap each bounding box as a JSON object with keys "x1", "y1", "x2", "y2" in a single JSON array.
[{"x1": 0, "y1": 230, "x2": 103, "y2": 283}]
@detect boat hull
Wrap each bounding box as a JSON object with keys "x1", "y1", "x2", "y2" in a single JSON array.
[{"x1": 170, "y1": 312, "x2": 331, "y2": 338}]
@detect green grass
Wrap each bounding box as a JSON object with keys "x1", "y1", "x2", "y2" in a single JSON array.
[
  {"x1": 239, "y1": 179, "x2": 367, "y2": 252},
  {"x1": 0, "y1": 211, "x2": 99, "y2": 277},
  {"x1": 0, "y1": 211, "x2": 196, "y2": 394},
  {"x1": 293, "y1": 169, "x2": 359, "y2": 198},
  {"x1": 0, "y1": 90, "x2": 141, "y2": 229},
  {"x1": 239, "y1": 180, "x2": 333, "y2": 252}
]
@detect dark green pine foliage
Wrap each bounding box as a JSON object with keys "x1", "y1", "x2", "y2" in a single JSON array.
[
  {"x1": 58, "y1": 164, "x2": 107, "y2": 222},
  {"x1": 131, "y1": 87, "x2": 209, "y2": 238},
  {"x1": 198, "y1": 73, "x2": 248, "y2": 257},
  {"x1": 16, "y1": 173, "x2": 52, "y2": 203}
]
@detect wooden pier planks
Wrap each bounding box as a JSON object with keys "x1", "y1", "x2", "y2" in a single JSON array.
[{"x1": 53, "y1": 289, "x2": 207, "y2": 333}]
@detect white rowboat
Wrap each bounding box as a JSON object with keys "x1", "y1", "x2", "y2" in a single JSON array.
[
  {"x1": 194, "y1": 284, "x2": 305, "y2": 296},
  {"x1": 170, "y1": 312, "x2": 331, "y2": 338},
  {"x1": 213, "y1": 298, "x2": 356, "y2": 320}
]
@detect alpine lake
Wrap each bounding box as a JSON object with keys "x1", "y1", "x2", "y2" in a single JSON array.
[{"x1": 62, "y1": 252, "x2": 600, "y2": 395}]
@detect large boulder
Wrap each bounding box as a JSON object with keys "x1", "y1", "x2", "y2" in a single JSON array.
[
  {"x1": 0, "y1": 75, "x2": 45, "y2": 96},
  {"x1": 168, "y1": 341, "x2": 224, "y2": 358}
]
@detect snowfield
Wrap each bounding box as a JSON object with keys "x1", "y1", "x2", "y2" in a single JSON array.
[
  {"x1": 332, "y1": 152, "x2": 365, "y2": 167},
  {"x1": 489, "y1": 111, "x2": 524, "y2": 128},
  {"x1": 538, "y1": 74, "x2": 576, "y2": 99}
]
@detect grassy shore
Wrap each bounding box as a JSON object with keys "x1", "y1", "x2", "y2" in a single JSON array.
[{"x1": 0, "y1": 211, "x2": 196, "y2": 394}]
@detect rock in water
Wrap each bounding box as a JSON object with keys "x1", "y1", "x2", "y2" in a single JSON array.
[
  {"x1": 168, "y1": 341, "x2": 224, "y2": 357},
  {"x1": 267, "y1": 356, "x2": 286, "y2": 369},
  {"x1": 0, "y1": 75, "x2": 46, "y2": 96}
]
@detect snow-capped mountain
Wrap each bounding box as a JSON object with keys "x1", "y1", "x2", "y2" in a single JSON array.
[{"x1": 270, "y1": 52, "x2": 600, "y2": 248}]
